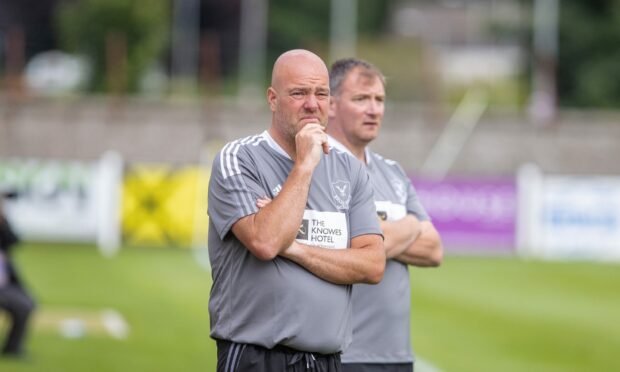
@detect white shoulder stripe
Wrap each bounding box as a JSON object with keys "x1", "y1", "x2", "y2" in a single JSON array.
[
  {"x1": 219, "y1": 140, "x2": 235, "y2": 179},
  {"x1": 231, "y1": 142, "x2": 241, "y2": 179},
  {"x1": 251, "y1": 135, "x2": 266, "y2": 146},
  {"x1": 372, "y1": 152, "x2": 397, "y2": 166},
  {"x1": 385, "y1": 159, "x2": 397, "y2": 166},
  {"x1": 224, "y1": 139, "x2": 240, "y2": 179},
  {"x1": 220, "y1": 135, "x2": 262, "y2": 179}
]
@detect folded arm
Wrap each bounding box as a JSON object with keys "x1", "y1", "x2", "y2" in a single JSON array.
[
  {"x1": 380, "y1": 214, "x2": 422, "y2": 259},
  {"x1": 394, "y1": 221, "x2": 443, "y2": 267},
  {"x1": 231, "y1": 123, "x2": 329, "y2": 261},
  {"x1": 231, "y1": 166, "x2": 313, "y2": 261},
  {"x1": 280, "y1": 233, "x2": 385, "y2": 285}
]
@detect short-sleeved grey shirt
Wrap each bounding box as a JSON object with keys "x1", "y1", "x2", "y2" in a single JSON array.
[
  {"x1": 208, "y1": 131, "x2": 382, "y2": 354},
  {"x1": 329, "y1": 137, "x2": 429, "y2": 364}
]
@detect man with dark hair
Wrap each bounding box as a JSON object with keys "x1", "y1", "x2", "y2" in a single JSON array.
[
  {"x1": 327, "y1": 58, "x2": 443, "y2": 372},
  {"x1": 207, "y1": 50, "x2": 385, "y2": 372}
]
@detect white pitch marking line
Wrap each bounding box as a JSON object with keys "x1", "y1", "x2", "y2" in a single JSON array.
[{"x1": 416, "y1": 356, "x2": 444, "y2": 372}]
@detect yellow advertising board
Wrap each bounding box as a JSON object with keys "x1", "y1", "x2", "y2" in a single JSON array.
[{"x1": 121, "y1": 164, "x2": 210, "y2": 248}]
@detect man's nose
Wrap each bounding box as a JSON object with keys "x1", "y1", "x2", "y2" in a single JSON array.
[
  {"x1": 366, "y1": 100, "x2": 379, "y2": 115},
  {"x1": 303, "y1": 94, "x2": 319, "y2": 110}
]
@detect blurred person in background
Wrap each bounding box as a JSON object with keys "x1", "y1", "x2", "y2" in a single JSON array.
[
  {"x1": 0, "y1": 191, "x2": 36, "y2": 358},
  {"x1": 327, "y1": 58, "x2": 443, "y2": 372},
  {"x1": 207, "y1": 49, "x2": 385, "y2": 372}
]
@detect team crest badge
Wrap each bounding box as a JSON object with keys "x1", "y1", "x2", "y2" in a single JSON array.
[
  {"x1": 331, "y1": 180, "x2": 351, "y2": 210},
  {"x1": 391, "y1": 179, "x2": 407, "y2": 204}
]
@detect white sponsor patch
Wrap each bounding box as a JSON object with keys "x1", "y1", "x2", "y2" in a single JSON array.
[
  {"x1": 295, "y1": 210, "x2": 348, "y2": 249},
  {"x1": 375, "y1": 200, "x2": 407, "y2": 221}
]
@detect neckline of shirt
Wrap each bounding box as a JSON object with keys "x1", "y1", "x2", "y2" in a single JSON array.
[{"x1": 262, "y1": 130, "x2": 293, "y2": 160}]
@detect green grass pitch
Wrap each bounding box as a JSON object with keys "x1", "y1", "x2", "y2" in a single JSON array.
[{"x1": 1, "y1": 243, "x2": 618, "y2": 371}]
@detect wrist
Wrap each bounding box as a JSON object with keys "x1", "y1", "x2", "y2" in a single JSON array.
[
  {"x1": 281, "y1": 240, "x2": 303, "y2": 260},
  {"x1": 291, "y1": 162, "x2": 316, "y2": 178}
]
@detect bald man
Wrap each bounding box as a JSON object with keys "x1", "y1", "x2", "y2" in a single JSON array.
[{"x1": 207, "y1": 49, "x2": 385, "y2": 371}]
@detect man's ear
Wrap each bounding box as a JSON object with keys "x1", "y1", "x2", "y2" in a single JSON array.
[{"x1": 267, "y1": 87, "x2": 277, "y2": 112}]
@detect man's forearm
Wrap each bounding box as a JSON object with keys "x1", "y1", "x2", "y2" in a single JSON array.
[
  {"x1": 381, "y1": 215, "x2": 422, "y2": 259},
  {"x1": 394, "y1": 222, "x2": 443, "y2": 267},
  {"x1": 280, "y1": 236, "x2": 385, "y2": 285},
  {"x1": 232, "y1": 165, "x2": 313, "y2": 260}
]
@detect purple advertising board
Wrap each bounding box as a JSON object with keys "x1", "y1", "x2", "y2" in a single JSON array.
[{"x1": 411, "y1": 177, "x2": 517, "y2": 253}]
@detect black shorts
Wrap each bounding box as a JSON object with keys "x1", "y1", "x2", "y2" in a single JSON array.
[
  {"x1": 216, "y1": 339, "x2": 342, "y2": 372},
  {"x1": 342, "y1": 362, "x2": 414, "y2": 372}
]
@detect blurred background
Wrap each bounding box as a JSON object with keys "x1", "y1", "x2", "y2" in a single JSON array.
[{"x1": 0, "y1": 0, "x2": 618, "y2": 371}]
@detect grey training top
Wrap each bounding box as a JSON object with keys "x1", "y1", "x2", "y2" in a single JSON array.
[
  {"x1": 329, "y1": 137, "x2": 430, "y2": 364},
  {"x1": 208, "y1": 131, "x2": 382, "y2": 354}
]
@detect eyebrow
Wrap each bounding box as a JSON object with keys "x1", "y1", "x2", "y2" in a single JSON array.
[
  {"x1": 352, "y1": 93, "x2": 384, "y2": 98},
  {"x1": 289, "y1": 87, "x2": 330, "y2": 94}
]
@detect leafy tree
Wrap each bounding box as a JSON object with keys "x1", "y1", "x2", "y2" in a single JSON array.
[
  {"x1": 267, "y1": 0, "x2": 390, "y2": 66},
  {"x1": 55, "y1": 0, "x2": 169, "y2": 92},
  {"x1": 558, "y1": 0, "x2": 620, "y2": 108}
]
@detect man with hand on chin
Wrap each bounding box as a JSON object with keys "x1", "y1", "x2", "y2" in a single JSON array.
[
  {"x1": 327, "y1": 58, "x2": 443, "y2": 372},
  {"x1": 207, "y1": 50, "x2": 385, "y2": 372}
]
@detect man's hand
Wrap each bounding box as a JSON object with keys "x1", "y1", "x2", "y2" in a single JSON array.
[
  {"x1": 256, "y1": 196, "x2": 272, "y2": 209},
  {"x1": 294, "y1": 123, "x2": 329, "y2": 172}
]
